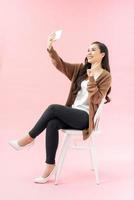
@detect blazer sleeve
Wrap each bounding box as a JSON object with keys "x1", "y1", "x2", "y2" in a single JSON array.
[
  {"x1": 87, "y1": 74, "x2": 112, "y2": 104},
  {"x1": 47, "y1": 46, "x2": 82, "y2": 81}
]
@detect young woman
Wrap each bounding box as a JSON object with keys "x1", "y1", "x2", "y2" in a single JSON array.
[{"x1": 9, "y1": 33, "x2": 112, "y2": 184}]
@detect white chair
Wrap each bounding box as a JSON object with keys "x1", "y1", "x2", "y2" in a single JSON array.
[{"x1": 54, "y1": 97, "x2": 106, "y2": 185}]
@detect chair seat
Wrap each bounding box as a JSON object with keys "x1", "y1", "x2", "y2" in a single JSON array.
[
  {"x1": 61, "y1": 129, "x2": 82, "y2": 134},
  {"x1": 61, "y1": 129, "x2": 101, "y2": 135}
]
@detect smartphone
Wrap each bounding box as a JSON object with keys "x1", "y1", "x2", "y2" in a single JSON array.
[{"x1": 54, "y1": 30, "x2": 63, "y2": 40}]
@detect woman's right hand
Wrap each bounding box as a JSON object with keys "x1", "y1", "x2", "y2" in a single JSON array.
[{"x1": 47, "y1": 32, "x2": 56, "y2": 50}]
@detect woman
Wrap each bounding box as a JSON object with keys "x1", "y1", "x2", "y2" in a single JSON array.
[{"x1": 9, "y1": 32, "x2": 112, "y2": 184}]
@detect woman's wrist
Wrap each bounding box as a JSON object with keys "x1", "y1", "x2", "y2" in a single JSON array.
[{"x1": 47, "y1": 43, "x2": 53, "y2": 51}]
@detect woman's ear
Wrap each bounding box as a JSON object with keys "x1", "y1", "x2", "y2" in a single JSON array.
[{"x1": 101, "y1": 52, "x2": 105, "y2": 58}]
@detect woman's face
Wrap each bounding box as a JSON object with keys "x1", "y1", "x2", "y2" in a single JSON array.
[{"x1": 86, "y1": 43, "x2": 105, "y2": 64}]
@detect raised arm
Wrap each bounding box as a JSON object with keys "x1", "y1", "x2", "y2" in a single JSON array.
[{"x1": 47, "y1": 32, "x2": 82, "y2": 81}]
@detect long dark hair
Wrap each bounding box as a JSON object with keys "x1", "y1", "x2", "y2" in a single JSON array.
[{"x1": 74, "y1": 41, "x2": 111, "y2": 104}]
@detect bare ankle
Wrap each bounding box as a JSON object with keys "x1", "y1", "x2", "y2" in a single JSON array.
[
  {"x1": 18, "y1": 134, "x2": 34, "y2": 146},
  {"x1": 46, "y1": 163, "x2": 55, "y2": 167},
  {"x1": 42, "y1": 164, "x2": 55, "y2": 177}
]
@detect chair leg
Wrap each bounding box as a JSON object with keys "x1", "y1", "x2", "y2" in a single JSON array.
[
  {"x1": 89, "y1": 143, "x2": 94, "y2": 171},
  {"x1": 54, "y1": 134, "x2": 71, "y2": 185},
  {"x1": 89, "y1": 136, "x2": 100, "y2": 185}
]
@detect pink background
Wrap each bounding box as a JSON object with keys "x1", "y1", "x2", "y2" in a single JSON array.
[{"x1": 0, "y1": 0, "x2": 134, "y2": 199}]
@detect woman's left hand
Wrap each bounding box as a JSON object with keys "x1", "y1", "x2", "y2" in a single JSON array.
[
  {"x1": 87, "y1": 69, "x2": 94, "y2": 77},
  {"x1": 87, "y1": 61, "x2": 101, "y2": 77}
]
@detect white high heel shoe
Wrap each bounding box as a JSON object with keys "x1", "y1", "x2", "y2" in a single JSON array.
[
  {"x1": 34, "y1": 166, "x2": 56, "y2": 184},
  {"x1": 8, "y1": 139, "x2": 34, "y2": 151}
]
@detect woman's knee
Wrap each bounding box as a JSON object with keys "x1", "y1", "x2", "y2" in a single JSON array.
[
  {"x1": 47, "y1": 104, "x2": 59, "y2": 111},
  {"x1": 47, "y1": 104, "x2": 63, "y2": 116}
]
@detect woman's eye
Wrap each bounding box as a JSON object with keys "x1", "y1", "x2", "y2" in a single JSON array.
[{"x1": 88, "y1": 48, "x2": 96, "y2": 53}]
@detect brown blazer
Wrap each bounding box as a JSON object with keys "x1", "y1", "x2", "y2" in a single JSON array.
[{"x1": 47, "y1": 46, "x2": 112, "y2": 140}]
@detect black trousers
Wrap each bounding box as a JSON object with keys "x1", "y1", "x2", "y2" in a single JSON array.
[{"x1": 29, "y1": 104, "x2": 89, "y2": 164}]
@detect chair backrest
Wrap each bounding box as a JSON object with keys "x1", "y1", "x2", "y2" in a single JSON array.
[{"x1": 93, "y1": 97, "x2": 105, "y2": 133}]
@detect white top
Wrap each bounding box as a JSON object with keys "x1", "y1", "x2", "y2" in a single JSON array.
[{"x1": 71, "y1": 77, "x2": 97, "y2": 114}]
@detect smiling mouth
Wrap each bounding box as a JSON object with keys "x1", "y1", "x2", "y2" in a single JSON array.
[{"x1": 87, "y1": 56, "x2": 93, "y2": 59}]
